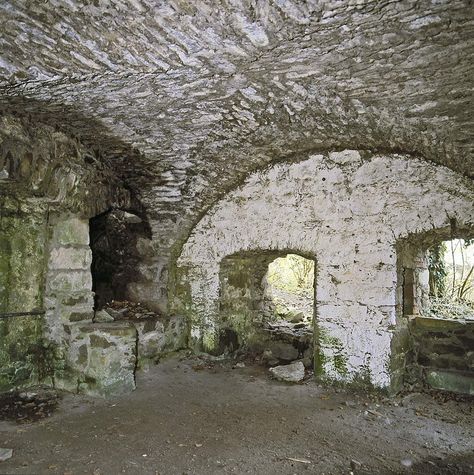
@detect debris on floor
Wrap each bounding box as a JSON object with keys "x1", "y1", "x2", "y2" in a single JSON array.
[
  {"x1": 0, "y1": 356, "x2": 473, "y2": 474},
  {"x1": 94, "y1": 300, "x2": 160, "y2": 323},
  {"x1": 0, "y1": 388, "x2": 61, "y2": 424}
]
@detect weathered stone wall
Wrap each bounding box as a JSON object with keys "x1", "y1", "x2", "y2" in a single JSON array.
[
  {"x1": 57, "y1": 321, "x2": 138, "y2": 398},
  {"x1": 45, "y1": 216, "x2": 94, "y2": 343},
  {"x1": 0, "y1": 116, "x2": 134, "y2": 392},
  {"x1": 176, "y1": 150, "x2": 474, "y2": 389},
  {"x1": 219, "y1": 252, "x2": 276, "y2": 350},
  {"x1": 0, "y1": 196, "x2": 48, "y2": 390},
  {"x1": 409, "y1": 317, "x2": 474, "y2": 395},
  {"x1": 0, "y1": 115, "x2": 130, "y2": 217}
]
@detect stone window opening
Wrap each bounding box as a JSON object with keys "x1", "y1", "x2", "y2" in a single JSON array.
[
  {"x1": 424, "y1": 238, "x2": 474, "y2": 321},
  {"x1": 397, "y1": 233, "x2": 474, "y2": 322},
  {"x1": 394, "y1": 228, "x2": 474, "y2": 394},
  {"x1": 218, "y1": 251, "x2": 316, "y2": 369}
]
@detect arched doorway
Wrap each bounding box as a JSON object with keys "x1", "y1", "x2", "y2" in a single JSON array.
[{"x1": 218, "y1": 250, "x2": 316, "y2": 369}]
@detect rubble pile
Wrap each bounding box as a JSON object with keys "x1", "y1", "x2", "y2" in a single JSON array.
[{"x1": 94, "y1": 300, "x2": 160, "y2": 323}]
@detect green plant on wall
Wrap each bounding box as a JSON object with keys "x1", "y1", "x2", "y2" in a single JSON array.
[
  {"x1": 428, "y1": 242, "x2": 447, "y2": 298},
  {"x1": 267, "y1": 254, "x2": 314, "y2": 294},
  {"x1": 426, "y1": 239, "x2": 474, "y2": 320},
  {"x1": 27, "y1": 338, "x2": 63, "y2": 386}
]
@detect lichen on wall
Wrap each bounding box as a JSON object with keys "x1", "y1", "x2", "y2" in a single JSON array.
[
  {"x1": 0, "y1": 115, "x2": 134, "y2": 393},
  {"x1": 176, "y1": 150, "x2": 474, "y2": 389},
  {"x1": 0, "y1": 196, "x2": 48, "y2": 390}
]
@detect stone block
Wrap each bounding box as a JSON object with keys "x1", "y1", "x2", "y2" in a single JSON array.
[
  {"x1": 47, "y1": 270, "x2": 92, "y2": 293},
  {"x1": 426, "y1": 369, "x2": 474, "y2": 395},
  {"x1": 57, "y1": 291, "x2": 94, "y2": 307},
  {"x1": 138, "y1": 331, "x2": 165, "y2": 360},
  {"x1": 59, "y1": 322, "x2": 138, "y2": 398},
  {"x1": 49, "y1": 247, "x2": 92, "y2": 270},
  {"x1": 53, "y1": 218, "x2": 89, "y2": 246},
  {"x1": 269, "y1": 361, "x2": 305, "y2": 383},
  {"x1": 66, "y1": 309, "x2": 94, "y2": 322},
  {"x1": 78, "y1": 322, "x2": 136, "y2": 338},
  {"x1": 414, "y1": 317, "x2": 467, "y2": 332},
  {"x1": 134, "y1": 319, "x2": 165, "y2": 361},
  {"x1": 93, "y1": 309, "x2": 115, "y2": 323},
  {"x1": 265, "y1": 341, "x2": 299, "y2": 362}
]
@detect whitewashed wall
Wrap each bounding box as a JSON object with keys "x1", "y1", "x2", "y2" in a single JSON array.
[{"x1": 177, "y1": 151, "x2": 474, "y2": 388}]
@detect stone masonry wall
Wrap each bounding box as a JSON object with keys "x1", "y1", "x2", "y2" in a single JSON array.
[
  {"x1": 45, "y1": 216, "x2": 94, "y2": 343},
  {"x1": 2, "y1": 2, "x2": 474, "y2": 314},
  {"x1": 0, "y1": 116, "x2": 137, "y2": 394},
  {"x1": 176, "y1": 150, "x2": 474, "y2": 390},
  {"x1": 410, "y1": 317, "x2": 474, "y2": 395},
  {"x1": 0, "y1": 196, "x2": 47, "y2": 390}
]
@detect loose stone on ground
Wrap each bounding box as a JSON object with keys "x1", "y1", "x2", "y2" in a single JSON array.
[{"x1": 269, "y1": 361, "x2": 305, "y2": 383}]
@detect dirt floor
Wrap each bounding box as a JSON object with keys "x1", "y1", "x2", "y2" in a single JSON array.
[{"x1": 0, "y1": 355, "x2": 473, "y2": 475}]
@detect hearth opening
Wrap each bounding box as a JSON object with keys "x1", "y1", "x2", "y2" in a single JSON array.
[{"x1": 89, "y1": 208, "x2": 151, "y2": 310}]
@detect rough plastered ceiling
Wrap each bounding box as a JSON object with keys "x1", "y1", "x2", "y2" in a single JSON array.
[{"x1": 0, "y1": 1, "x2": 473, "y2": 245}]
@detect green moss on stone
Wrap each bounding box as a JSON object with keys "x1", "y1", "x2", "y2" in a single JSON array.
[{"x1": 0, "y1": 199, "x2": 49, "y2": 391}]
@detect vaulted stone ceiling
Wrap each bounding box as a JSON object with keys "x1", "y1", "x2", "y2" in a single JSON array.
[{"x1": 1, "y1": 1, "x2": 473, "y2": 247}]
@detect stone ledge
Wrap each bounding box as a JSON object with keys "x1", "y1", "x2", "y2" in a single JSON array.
[
  {"x1": 412, "y1": 316, "x2": 473, "y2": 332},
  {"x1": 76, "y1": 321, "x2": 136, "y2": 335},
  {"x1": 425, "y1": 368, "x2": 474, "y2": 395}
]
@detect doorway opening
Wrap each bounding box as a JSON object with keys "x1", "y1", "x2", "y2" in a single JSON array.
[
  {"x1": 263, "y1": 253, "x2": 315, "y2": 326},
  {"x1": 218, "y1": 251, "x2": 316, "y2": 368}
]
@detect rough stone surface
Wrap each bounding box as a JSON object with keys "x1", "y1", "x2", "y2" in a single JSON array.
[
  {"x1": 57, "y1": 322, "x2": 138, "y2": 398},
  {"x1": 177, "y1": 151, "x2": 474, "y2": 388},
  {"x1": 1, "y1": 3, "x2": 474, "y2": 396},
  {"x1": 0, "y1": 118, "x2": 187, "y2": 397},
  {"x1": 0, "y1": 117, "x2": 134, "y2": 377},
  {"x1": 265, "y1": 341, "x2": 299, "y2": 362},
  {"x1": 0, "y1": 116, "x2": 131, "y2": 218},
  {"x1": 1, "y1": 2, "x2": 474, "y2": 310},
  {"x1": 0, "y1": 448, "x2": 13, "y2": 462},
  {"x1": 410, "y1": 316, "x2": 474, "y2": 394},
  {"x1": 0, "y1": 197, "x2": 47, "y2": 390},
  {"x1": 425, "y1": 370, "x2": 474, "y2": 396},
  {"x1": 45, "y1": 216, "x2": 95, "y2": 342},
  {"x1": 134, "y1": 319, "x2": 165, "y2": 364},
  {"x1": 93, "y1": 310, "x2": 115, "y2": 323},
  {"x1": 269, "y1": 361, "x2": 305, "y2": 383}
]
